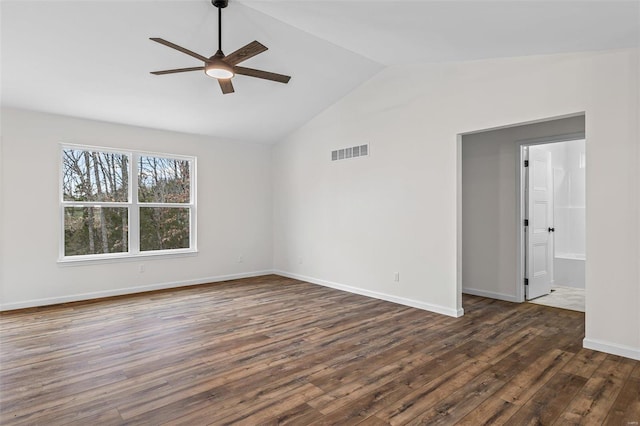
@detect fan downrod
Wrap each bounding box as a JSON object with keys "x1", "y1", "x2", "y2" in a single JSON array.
[{"x1": 212, "y1": 0, "x2": 228, "y2": 8}]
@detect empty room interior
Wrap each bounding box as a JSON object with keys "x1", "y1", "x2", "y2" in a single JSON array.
[{"x1": 1, "y1": 0, "x2": 639, "y2": 424}]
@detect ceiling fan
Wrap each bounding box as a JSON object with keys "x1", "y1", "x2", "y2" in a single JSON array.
[{"x1": 150, "y1": 0, "x2": 291, "y2": 94}]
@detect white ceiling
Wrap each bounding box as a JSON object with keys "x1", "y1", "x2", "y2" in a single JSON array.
[{"x1": 2, "y1": 1, "x2": 639, "y2": 144}]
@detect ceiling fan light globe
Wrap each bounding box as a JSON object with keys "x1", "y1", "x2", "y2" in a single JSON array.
[
  {"x1": 205, "y1": 57, "x2": 234, "y2": 80},
  {"x1": 205, "y1": 68, "x2": 234, "y2": 79}
]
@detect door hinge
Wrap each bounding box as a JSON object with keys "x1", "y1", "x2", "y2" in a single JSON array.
[
  {"x1": 524, "y1": 219, "x2": 529, "y2": 226},
  {"x1": 524, "y1": 160, "x2": 529, "y2": 167},
  {"x1": 524, "y1": 278, "x2": 529, "y2": 286}
]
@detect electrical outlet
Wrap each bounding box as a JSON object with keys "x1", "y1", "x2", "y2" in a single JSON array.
[
  {"x1": 238, "y1": 255, "x2": 244, "y2": 263},
  {"x1": 298, "y1": 256, "x2": 303, "y2": 264},
  {"x1": 394, "y1": 272, "x2": 400, "y2": 282},
  {"x1": 139, "y1": 264, "x2": 145, "y2": 273}
]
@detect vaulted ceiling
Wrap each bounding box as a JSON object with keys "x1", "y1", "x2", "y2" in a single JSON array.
[{"x1": 2, "y1": 1, "x2": 638, "y2": 144}]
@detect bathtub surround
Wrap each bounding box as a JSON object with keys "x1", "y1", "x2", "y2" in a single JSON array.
[
  {"x1": 550, "y1": 140, "x2": 586, "y2": 289},
  {"x1": 555, "y1": 256, "x2": 586, "y2": 289},
  {"x1": 552, "y1": 140, "x2": 586, "y2": 261},
  {"x1": 532, "y1": 140, "x2": 586, "y2": 290}
]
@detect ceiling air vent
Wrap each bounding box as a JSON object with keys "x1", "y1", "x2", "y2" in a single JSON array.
[{"x1": 331, "y1": 144, "x2": 369, "y2": 162}]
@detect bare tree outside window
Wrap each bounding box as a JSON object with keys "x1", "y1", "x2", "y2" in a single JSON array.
[
  {"x1": 62, "y1": 149, "x2": 129, "y2": 256},
  {"x1": 61, "y1": 147, "x2": 195, "y2": 259},
  {"x1": 62, "y1": 149, "x2": 128, "y2": 202},
  {"x1": 64, "y1": 207, "x2": 128, "y2": 256},
  {"x1": 138, "y1": 156, "x2": 191, "y2": 252},
  {"x1": 138, "y1": 156, "x2": 190, "y2": 203},
  {"x1": 140, "y1": 207, "x2": 190, "y2": 251}
]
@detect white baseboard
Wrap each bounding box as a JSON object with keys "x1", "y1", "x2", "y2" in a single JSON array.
[
  {"x1": 0, "y1": 270, "x2": 275, "y2": 311},
  {"x1": 275, "y1": 270, "x2": 463, "y2": 318},
  {"x1": 583, "y1": 338, "x2": 640, "y2": 361},
  {"x1": 4, "y1": 269, "x2": 466, "y2": 319},
  {"x1": 462, "y1": 287, "x2": 520, "y2": 303}
]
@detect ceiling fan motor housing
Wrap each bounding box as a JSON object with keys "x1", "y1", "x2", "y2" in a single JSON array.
[{"x1": 212, "y1": 0, "x2": 228, "y2": 8}]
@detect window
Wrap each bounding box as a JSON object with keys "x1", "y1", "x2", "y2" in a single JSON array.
[{"x1": 60, "y1": 145, "x2": 196, "y2": 261}]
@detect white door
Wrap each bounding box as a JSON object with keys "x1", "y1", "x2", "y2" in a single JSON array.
[{"x1": 526, "y1": 146, "x2": 554, "y2": 300}]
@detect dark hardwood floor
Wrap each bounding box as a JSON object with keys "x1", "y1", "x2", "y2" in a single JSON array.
[{"x1": 1, "y1": 275, "x2": 638, "y2": 425}]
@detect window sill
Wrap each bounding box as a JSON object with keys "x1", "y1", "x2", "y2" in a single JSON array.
[{"x1": 57, "y1": 250, "x2": 198, "y2": 267}]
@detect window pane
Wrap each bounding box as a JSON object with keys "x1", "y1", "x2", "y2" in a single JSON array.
[
  {"x1": 64, "y1": 207, "x2": 128, "y2": 256},
  {"x1": 138, "y1": 156, "x2": 190, "y2": 203},
  {"x1": 140, "y1": 207, "x2": 190, "y2": 251},
  {"x1": 62, "y1": 149, "x2": 128, "y2": 202}
]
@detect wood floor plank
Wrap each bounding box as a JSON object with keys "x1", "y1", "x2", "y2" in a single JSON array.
[
  {"x1": 307, "y1": 379, "x2": 412, "y2": 425},
  {"x1": 454, "y1": 340, "x2": 567, "y2": 426},
  {"x1": 497, "y1": 348, "x2": 573, "y2": 406},
  {"x1": 473, "y1": 326, "x2": 543, "y2": 365},
  {"x1": 306, "y1": 349, "x2": 432, "y2": 415},
  {"x1": 404, "y1": 369, "x2": 505, "y2": 425},
  {"x1": 556, "y1": 355, "x2": 637, "y2": 425},
  {"x1": 505, "y1": 372, "x2": 587, "y2": 424},
  {"x1": 561, "y1": 348, "x2": 609, "y2": 379},
  {"x1": 603, "y1": 377, "x2": 640, "y2": 425},
  {"x1": 375, "y1": 356, "x2": 490, "y2": 425},
  {"x1": 259, "y1": 403, "x2": 325, "y2": 426},
  {"x1": 630, "y1": 363, "x2": 640, "y2": 380},
  {"x1": 1, "y1": 275, "x2": 638, "y2": 425},
  {"x1": 455, "y1": 396, "x2": 519, "y2": 426},
  {"x1": 358, "y1": 415, "x2": 392, "y2": 426}
]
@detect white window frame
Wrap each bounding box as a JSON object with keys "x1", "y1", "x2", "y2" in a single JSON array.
[{"x1": 59, "y1": 143, "x2": 197, "y2": 263}]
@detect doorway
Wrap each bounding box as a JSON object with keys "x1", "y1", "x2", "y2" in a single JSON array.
[
  {"x1": 521, "y1": 139, "x2": 586, "y2": 311},
  {"x1": 460, "y1": 114, "x2": 585, "y2": 311}
]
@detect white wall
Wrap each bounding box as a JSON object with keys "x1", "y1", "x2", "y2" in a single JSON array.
[
  {"x1": 461, "y1": 117, "x2": 584, "y2": 302},
  {"x1": 272, "y1": 49, "x2": 640, "y2": 360},
  {"x1": 0, "y1": 108, "x2": 273, "y2": 309}
]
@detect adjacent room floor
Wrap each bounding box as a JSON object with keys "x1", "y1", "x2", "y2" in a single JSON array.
[
  {"x1": 527, "y1": 286, "x2": 585, "y2": 312},
  {"x1": 1, "y1": 276, "x2": 637, "y2": 425}
]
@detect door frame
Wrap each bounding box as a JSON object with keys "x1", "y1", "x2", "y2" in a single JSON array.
[{"x1": 515, "y1": 132, "x2": 585, "y2": 302}]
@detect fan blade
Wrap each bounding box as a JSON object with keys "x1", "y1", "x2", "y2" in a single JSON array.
[
  {"x1": 224, "y1": 41, "x2": 268, "y2": 66},
  {"x1": 218, "y1": 79, "x2": 235, "y2": 94},
  {"x1": 151, "y1": 67, "x2": 204, "y2": 75},
  {"x1": 234, "y1": 66, "x2": 291, "y2": 84},
  {"x1": 150, "y1": 38, "x2": 209, "y2": 63}
]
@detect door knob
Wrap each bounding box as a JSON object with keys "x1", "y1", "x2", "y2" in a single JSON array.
[{"x1": 548, "y1": 227, "x2": 555, "y2": 233}]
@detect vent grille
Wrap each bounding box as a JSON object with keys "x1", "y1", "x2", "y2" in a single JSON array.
[{"x1": 331, "y1": 144, "x2": 369, "y2": 162}]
